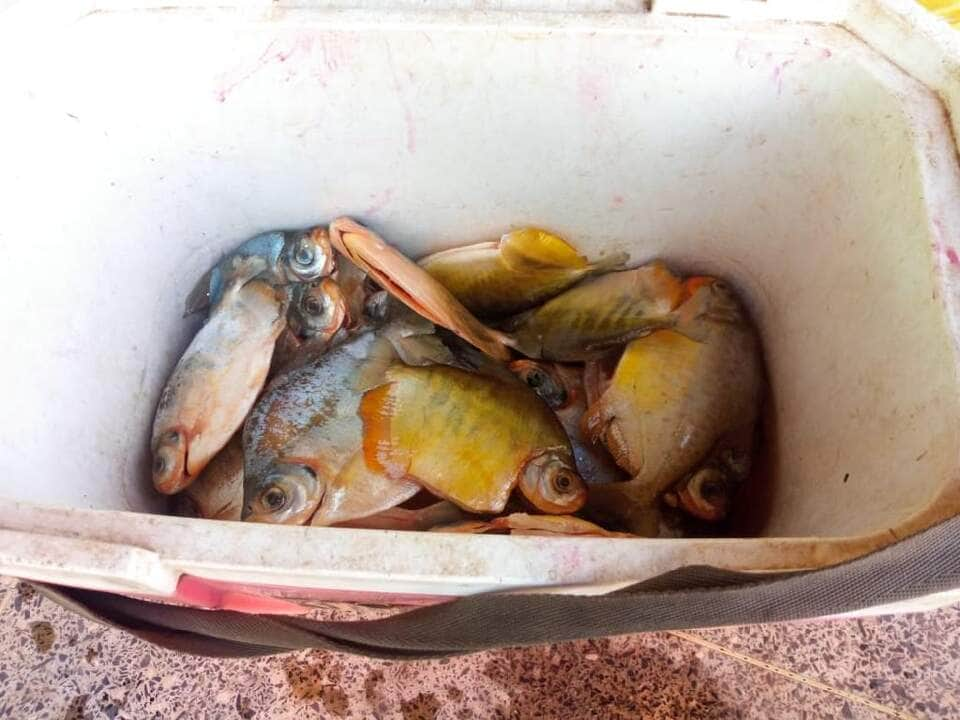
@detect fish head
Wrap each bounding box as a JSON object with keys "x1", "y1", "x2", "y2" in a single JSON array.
[
  {"x1": 282, "y1": 228, "x2": 335, "y2": 283},
  {"x1": 152, "y1": 427, "x2": 190, "y2": 494},
  {"x1": 243, "y1": 462, "x2": 324, "y2": 524},
  {"x1": 289, "y1": 278, "x2": 347, "y2": 340},
  {"x1": 508, "y1": 360, "x2": 572, "y2": 410},
  {"x1": 678, "y1": 276, "x2": 745, "y2": 327},
  {"x1": 517, "y1": 448, "x2": 587, "y2": 514}
]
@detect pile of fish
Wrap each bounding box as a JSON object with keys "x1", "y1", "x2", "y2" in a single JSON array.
[{"x1": 153, "y1": 218, "x2": 763, "y2": 538}]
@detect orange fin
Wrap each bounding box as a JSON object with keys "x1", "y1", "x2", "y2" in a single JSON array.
[{"x1": 358, "y1": 382, "x2": 409, "y2": 477}]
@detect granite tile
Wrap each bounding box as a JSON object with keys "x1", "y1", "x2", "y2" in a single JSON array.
[
  {"x1": 691, "y1": 606, "x2": 960, "y2": 719},
  {"x1": 0, "y1": 577, "x2": 904, "y2": 720}
]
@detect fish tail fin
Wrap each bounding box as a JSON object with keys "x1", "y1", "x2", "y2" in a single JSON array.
[
  {"x1": 500, "y1": 331, "x2": 541, "y2": 360},
  {"x1": 586, "y1": 250, "x2": 630, "y2": 276},
  {"x1": 392, "y1": 333, "x2": 456, "y2": 367}
]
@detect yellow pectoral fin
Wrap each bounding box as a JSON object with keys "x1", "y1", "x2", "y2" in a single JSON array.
[{"x1": 500, "y1": 228, "x2": 589, "y2": 271}]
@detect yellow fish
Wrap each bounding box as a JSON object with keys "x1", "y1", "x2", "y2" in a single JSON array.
[
  {"x1": 503, "y1": 262, "x2": 688, "y2": 361},
  {"x1": 359, "y1": 364, "x2": 586, "y2": 514},
  {"x1": 583, "y1": 278, "x2": 763, "y2": 535},
  {"x1": 419, "y1": 228, "x2": 627, "y2": 317}
]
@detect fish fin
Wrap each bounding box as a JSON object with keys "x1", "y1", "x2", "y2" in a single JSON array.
[
  {"x1": 428, "y1": 520, "x2": 497, "y2": 534},
  {"x1": 585, "y1": 250, "x2": 630, "y2": 276},
  {"x1": 501, "y1": 331, "x2": 542, "y2": 360},
  {"x1": 499, "y1": 228, "x2": 588, "y2": 271},
  {"x1": 311, "y1": 452, "x2": 420, "y2": 526},
  {"x1": 640, "y1": 261, "x2": 688, "y2": 310},
  {"x1": 330, "y1": 217, "x2": 512, "y2": 361},
  {"x1": 392, "y1": 333, "x2": 456, "y2": 367},
  {"x1": 358, "y1": 382, "x2": 409, "y2": 476},
  {"x1": 498, "y1": 307, "x2": 545, "y2": 358},
  {"x1": 498, "y1": 305, "x2": 537, "y2": 333},
  {"x1": 354, "y1": 337, "x2": 400, "y2": 392},
  {"x1": 183, "y1": 266, "x2": 215, "y2": 317},
  {"x1": 581, "y1": 319, "x2": 677, "y2": 355},
  {"x1": 580, "y1": 401, "x2": 634, "y2": 473}
]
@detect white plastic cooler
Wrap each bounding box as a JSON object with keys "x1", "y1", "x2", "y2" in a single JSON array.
[{"x1": 1, "y1": 0, "x2": 960, "y2": 614}]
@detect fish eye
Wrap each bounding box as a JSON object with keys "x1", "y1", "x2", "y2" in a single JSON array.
[
  {"x1": 294, "y1": 241, "x2": 316, "y2": 268},
  {"x1": 164, "y1": 430, "x2": 180, "y2": 444},
  {"x1": 302, "y1": 294, "x2": 324, "y2": 316},
  {"x1": 525, "y1": 370, "x2": 545, "y2": 388},
  {"x1": 553, "y1": 471, "x2": 573, "y2": 493},
  {"x1": 699, "y1": 479, "x2": 722, "y2": 499},
  {"x1": 262, "y1": 486, "x2": 287, "y2": 511}
]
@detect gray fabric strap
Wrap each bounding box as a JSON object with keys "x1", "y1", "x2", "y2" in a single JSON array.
[{"x1": 34, "y1": 514, "x2": 960, "y2": 658}]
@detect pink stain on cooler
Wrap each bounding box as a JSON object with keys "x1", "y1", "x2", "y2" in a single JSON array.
[
  {"x1": 947, "y1": 247, "x2": 959, "y2": 265},
  {"x1": 365, "y1": 187, "x2": 396, "y2": 215},
  {"x1": 215, "y1": 34, "x2": 334, "y2": 103},
  {"x1": 611, "y1": 194, "x2": 625, "y2": 208},
  {"x1": 772, "y1": 59, "x2": 795, "y2": 96},
  {"x1": 577, "y1": 72, "x2": 606, "y2": 110}
]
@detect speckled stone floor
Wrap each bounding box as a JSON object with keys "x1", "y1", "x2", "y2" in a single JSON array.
[{"x1": 0, "y1": 577, "x2": 957, "y2": 719}]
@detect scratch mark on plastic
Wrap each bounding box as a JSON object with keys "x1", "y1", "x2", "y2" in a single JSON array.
[{"x1": 215, "y1": 35, "x2": 316, "y2": 103}]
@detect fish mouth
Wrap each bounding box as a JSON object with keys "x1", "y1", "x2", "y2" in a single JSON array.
[{"x1": 152, "y1": 427, "x2": 191, "y2": 495}]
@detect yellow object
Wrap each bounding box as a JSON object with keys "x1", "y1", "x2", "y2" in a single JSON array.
[
  {"x1": 504, "y1": 262, "x2": 687, "y2": 361},
  {"x1": 919, "y1": 0, "x2": 960, "y2": 26},
  {"x1": 360, "y1": 364, "x2": 584, "y2": 513},
  {"x1": 419, "y1": 228, "x2": 627, "y2": 317}
]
